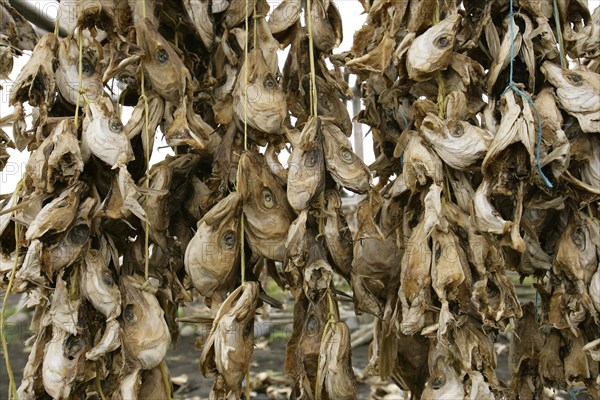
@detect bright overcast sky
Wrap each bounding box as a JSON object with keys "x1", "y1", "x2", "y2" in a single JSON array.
[{"x1": 1, "y1": 0, "x2": 598, "y2": 195}]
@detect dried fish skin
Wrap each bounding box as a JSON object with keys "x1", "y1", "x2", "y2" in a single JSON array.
[
  {"x1": 310, "y1": 0, "x2": 343, "y2": 53},
  {"x1": 183, "y1": 0, "x2": 214, "y2": 49},
  {"x1": 564, "y1": 330, "x2": 593, "y2": 386},
  {"x1": 406, "y1": 13, "x2": 461, "y2": 81},
  {"x1": 120, "y1": 275, "x2": 170, "y2": 370},
  {"x1": 316, "y1": 322, "x2": 356, "y2": 400},
  {"x1": 200, "y1": 282, "x2": 259, "y2": 397},
  {"x1": 420, "y1": 113, "x2": 493, "y2": 169},
  {"x1": 303, "y1": 248, "x2": 334, "y2": 303},
  {"x1": 25, "y1": 182, "x2": 87, "y2": 241},
  {"x1": 399, "y1": 217, "x2": 432, "y2": 335},
  {"x1": 55, "y1": 36, "x2": 103, "y2": 105},
  {"x1": 268, "y1": 0, "x2": 302, "y2": 38},
  {"x1": 42, "y1": 327, "x2": 89, "y2": 399},
  {"x1": 403, "y1": 131, "x2": 444, "y2": 191},
  {"x1": 322, "y1": 119, "x2": 371, "y2": 194},
  {"x1": 184, "y1": 191, "x2": 242, "y2": 298},
  {"x1": 287, "y1": 116, "x2": 325, "y2": 211},
  {"x1": 510, "y1": 302, "x2": 543, "y2": 399},
  {"x1": 323, "y1": 190, "x2": 353, "y2": 277},
  {"x1": 82, "y1": 97, "x2": 134, "y2": 168},
  {"x1": 136, "y1": 18, "x2": 190, "y2": 103},
  {"x1": 81, "y1": 249, "x2": 121, "y2": 320},
  {"x1": 238, "y1": 151, "x2": 295, "y2": 261},
  {"x1": 233, "y1": 49, "x2": 287, "y2": 134},
  {"x1": 86, "y1": 319, "x2": 121, "y2": 361},
  {"x1": 539, "y1": 329, "x2": 565, "y2": 388},
  {"x1": 9, "y1": 33, "x2": 58, "y2": 115},
  {"x1": 591, "y1": 269, "x2": 600, "y2": 314},
  {"x1": 471, "y1": 178, "x2": 512, "y2": 236},
  {"x1": 541, "y1": 61, "x2": 600, "y2": 133},
  {"x1": 554, "y1": 212, "x2": 599, "y2": 285}
]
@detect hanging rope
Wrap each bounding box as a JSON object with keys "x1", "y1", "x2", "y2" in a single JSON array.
[
  {"x1": 305, "y1": 0, "x2": 319, "y2": 116},
  {"x1": 504, "y1": 0, "x2": 553, "y2": 189},
  {"x1": 552, "y1": 0, "x2": 567, "y2": 68}
]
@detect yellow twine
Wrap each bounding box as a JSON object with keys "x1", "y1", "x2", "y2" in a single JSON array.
[
  {"x1": 305, "y1": 0, "x2": 319, "y2": 117},
  {"x1": 140, "y1": 69, "x2": 151, "y2": 283},
  {"x1": 1, "y1": 180, "x2": 23, "y2": 400},
  {"x1": 74, "y1": 29, "x2": 84, "y2": 130}
]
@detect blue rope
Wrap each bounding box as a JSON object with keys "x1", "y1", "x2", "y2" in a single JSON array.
[
  {"x1": 504, "y1": 0, "x2": 554, "y2": 188},
  {"x1": 397, "y1": 107, "x2": 408, "y2": 129}
]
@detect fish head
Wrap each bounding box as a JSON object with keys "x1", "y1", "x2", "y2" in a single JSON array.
[
  {"x1": 82, "y1": 248, "x2": 121, "y2": 320},
  {"x1": 184, "y1": 191, "x2": 242, "y2": 297},
  {"x1": 238, "y1": 151, "x2": 294, "y2": 261},
  {"x1": 234, "y1": 49, "x2": 287, "y2": 134}
]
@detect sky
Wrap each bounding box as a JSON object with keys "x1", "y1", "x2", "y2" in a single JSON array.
[{"x1": 1, "y1": 0, "x2": 599, "y2": 195}]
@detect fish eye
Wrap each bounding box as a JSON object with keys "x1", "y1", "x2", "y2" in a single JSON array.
[
  {"x1": 431, "y1": 373, "x2": 446, "y2": 389},
  {"x1": 450, "y1": 123, "x2": 464, "y2": 137},
  {"x1": 261, "y1": 188, "x2": 275, "y2": 209},
  {"x1": 304, "y1": 149, "x2": 320, "y2": 168},
  {"x1": 306, "y1": 315, "x2": 319, "y2": 335},
  {"x1": 155, "y1": 48, "x2": 169, "y2": 65},
  {"x1": 68, "y1": 224, "x2": 90, "y2": 245},
  {"x1": 109, "y1": 118, "x2": 123, "y2": 133},
  {"x1": 123, "y1": 304, "x2": 136, "y2": 323},
  {"x1": 435, "y1": 35, "x2": 452, "y2": 49},
  {"x1": 566, "y1": 73, "x2": 583, "y2": 86},
  {"x1": 221, "y1": 231, "x2": 236, "y2": 250},
  {"x1": 102, "y1": 270, "x2": 114, "y2": 286},
  {"x1": 82, "y1": 58, "x2": 95, "y2": 76},
  {"x1": 572, "y1": 227, "x2": 585, "y2": 250},
  {"x1": 65, "y1": 335, "x2": 83, "y2": 360},
  {"x1": 340, "y1": 148, "x2": 354, "y2": 163},
  {"x1": 243, "y1": 319, "x2": 253, "y2": 338},
  {"x1": 263, "y1": 75, "x2": 277, "y2": 90}
]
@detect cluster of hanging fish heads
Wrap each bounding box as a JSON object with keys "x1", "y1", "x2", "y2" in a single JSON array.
[{"x1": 0, "y1": 0, "x2": 599, "y2": 398}]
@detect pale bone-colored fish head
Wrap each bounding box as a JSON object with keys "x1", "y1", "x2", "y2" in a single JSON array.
[
  {"x1": 81, "y1": 248, "x2": 121, "y2": 320},
  {"x1": 82, "y1": 96, "x2": 134, "y2": 168},
  {"x1": 120, "y1": 275, "x2": 171, "y2": 370},
  {"x1": 184, "y1": 191, "x2": 242, "y2": 297},
  {"x1": 238, "y1": 151, "x2": 295, "y2": 261}
]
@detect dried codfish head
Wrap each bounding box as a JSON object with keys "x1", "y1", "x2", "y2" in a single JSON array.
[
  {"x1": 541, "y1": 61, "x2": 600, "y2": 133},
  {"x1": 17, "y1": 324, "x2": 50, "y2": 399},
  {"x1": 303, "y1": 239, "x2": 334, "y2": 302},
  {"x1": 25, "y1": 118, "x2": 83, "y2": 193},
  {"x1": 184, "y1": 191, "x2": 242, "y2": 298},
  {"x1": 238, "y1": 151, "x2": 295, "y2": 261},
  {"x1": 41, "y1": 197, "x2": 95, "y2": 275},
  {"x1": 316, "y1": 322, "x2": 356, "y2": 400},
  {"x1": 164, "y1": 99, "x2": 213, "y2": 151},
  {"x1": 144, "y1": 163, "x2": 172, "y2": 250},
  {"x1": 539, "y1": 329, "x2": 565, "y2": 388},
  {"x1": 406, "y1": 13, "x2": 461, "y2": 81},
  {"x1": 323, "y1": 190, "x2": 353, "y2": 277},
  {"x1": 80, "y1": 248, "x2": 121, "y2": 320},
  {"x1": 451, "y1": 321, "x2": 498, "y2": 389},
  {"x1": 399, "y1": 217, "x2": 431, "y2": 335},
  {"x1": 403, "y1": 131, "x2": 444, "y2": 191},
  {"x1": 287, "y1": 116, "x2": 325, "y2": 211},
  {"x1": 55, "y1": 36, "x2": 103, "y2": 105},
  {"x1": 268, "y1": 0, "x2": 302, "y2": 42},
  {"x1": 125, "y1": 90, "x2": 164, "y2": 160},
  {"x1": 120, "y1": 275, "x2": 170, "y2": 370},
  {"x1": 224, "y1": 0, "x2": 257, "y2": 28},
  {"x1": 310, "y1": 0, "x2": 343, "y2": 53},
  {"x1": 431, "y1": 224, "x2": 468, "y2": 337},
  {"x1": 509, "y1": 302, "x2": 543, "y2": 399},
  {"x1": 420, "y1": 113, "x2": 493, "y2": 169},
  {"x1": 47, "y1": 276, "x2": 81, "y2": 335},
  {"x1": 233, "y1": 49, "x2": 287, "y2": 134},
  {"x1": 322, "y1": 118, "x2": 371, "y2": 193},
  {"x1": 421, "y1": 342, "x2": 465, "y2": 399},
  {"x1": 9, "y1": 33, "x2": 58, "y2": 119},
  {"x1": 183, "y1": 0, "x2": 214, "y2": 49},
  {"x1": 564, "y1": 330, "x2": 593, "y2": 386},
  {"x1": 82, "y1": 97, "x2": 134, "y2": 168},
  {"x1": 25, "y1": 182, "x2": 87, "y2": 241},
  {"x1": 255, "y1": 16, "x2": 280, "y2": 76},
  {"x1": 200, "y1": 282, "x2": 259, "y2": 398},
  {"x1": 42, "y1": 327, "x2": 89, "y2": 399},
  {"x1": 136, "y1": 18, "x2": 190, "y2": 103}
]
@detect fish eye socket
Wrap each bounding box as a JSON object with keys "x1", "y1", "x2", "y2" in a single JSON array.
[
  {"x1": 102, "y1": 271, "x2": 114, "y2": 286},
  {"x1": 123, "y1": 304, "x2": 136, "y2": 322},
  {"x1": 68, "y1": 224, "x2": 90, "y2": 245},
  {"x1": 340, "y1": 148, "x2": 354, "y2": 163},
  {"x1": 431, "y1": 374, "x2": 446, "y2": 390},
  {"x1": 306, "y1": 315, "x2": 319, "y2": 335},
  {"x1": 261, "y1": 188, "x2": 275, "y2": 209},
  {"x1": 222, "y1": 231, "x2": 236, "y2": 249},
  {"x1": 435, "y1": 244, "x2": 442, "y2": 261},
  {"x1": 572, "y1": 228, "x2": 585, "y2": 250},
  {"x1": 567, "y1": 73, "x2": 583, "y2": 85},
  {"x1": 435, "y1": 35, "x2": 451, "y2": 48},
  {"x1": 109, "y1": 118, "x2": 123, "y2": 133},
  {"x1": 304, "y1": 149, "x2": 320, "y2": 168},
  {"x1": 81, "y1": 58, "x2": 95, "y2": 76},
  {"x1": 263, "y1": 75, "x2": 277, "y2": 90},
  {"x1": 450, "y1": 123, "x2": 464, "y2": 137},
  {"x1": 65, "y1": 335, "x2": 83, "y2": 360},
  {"x1": 155, "y1": 48, "x2": 169, "y2": 65}
]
